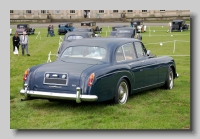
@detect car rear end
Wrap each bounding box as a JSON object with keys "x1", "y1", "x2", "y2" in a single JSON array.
[
  {"x1": 16, "y1": 28, "x2": 25, "y2": 35},
  {"x1": 58, "y1": 26, "x2": 67, "y2": 34},
  {"x1": 171, "y1": 22, "x2": 180, "y2": 31},
  {"x1": 20, "y1": 61, "x2": 99, "y2": 103}
]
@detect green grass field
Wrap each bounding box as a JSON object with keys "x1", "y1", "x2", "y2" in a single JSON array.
[{"x1": 10, "y1": 25, "x2": 190, "y2": 129}]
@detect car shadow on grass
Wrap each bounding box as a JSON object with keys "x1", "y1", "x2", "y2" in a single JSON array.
[{"x1": 23, "y1": 87, "x2": 164, "y2": 110}]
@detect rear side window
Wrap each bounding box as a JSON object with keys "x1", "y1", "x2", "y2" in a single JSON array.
[
  {"x1": 134, "y1": 42, "x2": 146, "y2": 58},
  {"x1": 67, "y1": 35, "x2": 83, "y2": 40},
  {"x1": 123, "y1": 43, "x2": 136, "y2": 60},
  {"x1": 116, "y1": 43, "x2": 136, "y2": 62},
  {"x1": 116, "y1": 46, "x2": 125, "y2": 62}
]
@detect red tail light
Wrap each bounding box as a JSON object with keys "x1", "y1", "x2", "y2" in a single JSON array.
[
  {"x1": 88, "y1": 73, "x2": 95, "y2": 86},
  {"x1": 23, "y1": 69, "x2": 30, "y2": 81}
]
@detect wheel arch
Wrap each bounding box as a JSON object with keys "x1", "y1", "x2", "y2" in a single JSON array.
[
  {"x1": 169, "y1": 65, "x2": 176, "y2": 79},
  {"x1": 117, "y1": 75, "x2": 132, "y2": 96}
]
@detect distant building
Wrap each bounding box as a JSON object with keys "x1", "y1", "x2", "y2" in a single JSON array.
[{"x1": 10, "y1": 10, "x2": 190, "y2": 20}]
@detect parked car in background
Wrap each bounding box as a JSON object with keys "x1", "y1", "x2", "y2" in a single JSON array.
[
  {"x1": 19, "y1": 38, "x2": 179, "y2": 105},
  {"x1": 112, "y1": 25, "x2": 128, "y2": 31},
  {"x1": 110, "y1": 27, "x2": 142, "y2": 40},
  {"x1": 73, "y1": 27, "x2": 94, "y2": 33},
  {"x1": 171, "y1": 20, "x2": 189, "y2": 32},
  {"x1": 58, "y1": 23, "x2": 74, "y2": 35},
  {"x1": 15, "y1": 24, "x2": 35, "y2": 35},
  {"x1": 131, "y1": 20, "x2": 146, "y2": 33},
  {"x1": 73, "y1": 27, "x2": 101, "y2": 37},
  {"x1": 110, "y1": 25, "x2": 129, "y2": 37},
  {"x1": 80, "y1": 21, "x2": 102, "y2": 34},
  {"x1": 57, "y1": 31, "x2": 95, "y2": 54}
]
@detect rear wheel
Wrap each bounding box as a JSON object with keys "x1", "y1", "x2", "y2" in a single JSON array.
[
  {"x1": 114, "y1": 78, "x2": 129, "y2": 104},
  {"x1": 164, "y1": 67, "x2": 174, "y2": 89}
]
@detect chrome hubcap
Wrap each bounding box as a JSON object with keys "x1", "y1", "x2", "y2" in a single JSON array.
[
  {"x1": 169, "y1": 71, "x2": 174, "y2": 89},
  {"x1": 118, "y1": 82, "x2": 128, "y2": 104}
]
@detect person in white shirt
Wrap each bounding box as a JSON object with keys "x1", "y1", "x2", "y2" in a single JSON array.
[
  {"x1": 87, "y1": 11, "x2": 90, "y2": 18},
  {"x1": 20, "y1": 31, "x2": 30, "y2": 56},
  {"x1": 167, "y1": 21, "x2": 172, "y2": 33}
]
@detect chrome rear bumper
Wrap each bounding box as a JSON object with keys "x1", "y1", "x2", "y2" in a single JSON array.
[{"x1": 20, "y1": 86, "x2": 98, "y2": 103}]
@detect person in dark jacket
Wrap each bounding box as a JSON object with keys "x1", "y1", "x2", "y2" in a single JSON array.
[
  {"x1": 130, "y1": 19, "x2": 134, "y2": 27},
  {"x1": 12, "y1": 32, "x2": 20, "y2": 52},
  {"x1": 47, "y1": 25, "x2": 51, "y2": 37}
]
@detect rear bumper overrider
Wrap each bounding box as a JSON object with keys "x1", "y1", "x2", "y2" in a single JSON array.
[
  {"x1": 176, "y1": 73, "x2": 179, "y2": 78},
  {"x1": 20, "y1": 84, "x2": 98, "y2": 103}
]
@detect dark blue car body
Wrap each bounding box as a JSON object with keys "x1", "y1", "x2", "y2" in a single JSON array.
[{"x1": 20, "y1": 38, "x2": 179, "y2": 104}]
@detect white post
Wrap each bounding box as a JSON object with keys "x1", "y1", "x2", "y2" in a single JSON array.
[
  {"x1": 173, "y1": 40, "x2": 176, "y2": 53},
  {"x1": 47, "y1": 51, "x2": 52, "y2": 63},
  {"x1": 108, "y1": 26, "x2": 110, "y2": 32},
  {"x1": 36, "y1": 31, "x2": 41, "y2": 40},
  {"x1": 149, "y1": 30, "x2": 151, "y2": 37},
  {"x1": 148, "y1": 26, "x2": 151, "y2": 37}
]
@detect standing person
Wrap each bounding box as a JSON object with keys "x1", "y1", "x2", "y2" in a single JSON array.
[
  {"x1": 20, "y1": 31, "x2": 30, "y2": 56},
  {"x1": 47, "y1": 25, "x2": 51, "y2": 37},
  {"x1": 51, "y1": 25, "x2": 55, "y2": 36},
  {"x1": 85, "y1": 10, "x2": 87, "y2": 18},
  {"x1": 88, "y1": 11, "x2": 90, "y2": 18},
  {"x1": 130, "y1": 18, "x2": 134, "y2": 27},
  {"x1": 84, "y1": 11, "x2": 86, "y2": 18},
  {"x1": 167, "y1": 21, "x2": 172, "y2": 33},
  {"x1": 12, "y1": 32, "x2": 20, "y2": 53}
]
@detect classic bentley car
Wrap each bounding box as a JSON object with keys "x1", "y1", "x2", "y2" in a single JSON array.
[
  {"x1": 110, "y1": 27, "x2": 142, "y2": 40},
  {"x1": 131, "y1": 20, "x2": 146, "y2": 33},
  {"x1": 58, "y1": 23, "x2": 74, "y2": 35},
  {"x1": 80, "y1": 21, "x2": 102, "y2": 33},
  {"x1": 15, "y1": 24, "x2": 35, "y2": 35},
  {"x1": 171, "y1": 20, "x2": 189, "y2": 32},
  {"x1": 57, "y1": 31, "x2": 95, "y2": 54},
  {"x1": 20, "y1": 38, "x2": 179, "y2": 105}
]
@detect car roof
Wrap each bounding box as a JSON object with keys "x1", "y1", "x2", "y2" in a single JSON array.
[
  {"x1": 17, "y1": 24, "x2": 29, "y2": 26},
  {"x1": 60, "y1": 22, "x2": 73, "y2": 24},
  {"x1": 74, "y1": 28, "x2": 92, "y2": 31},
  {"x1": 64, "y1": 32, "x2": 92, "y2": 38},
  {"x1": 66, "y1": 32, "x2": 92, "y2": 35},
  {"x1": 172, "y1": 20, "x2": 184, "y2": 22},
  {"x1": 132, "y1": 20, "x2": 142, "y2": 22},
  {"x1": 117, "y1": 27, "x2": 135, "y2": 30},
  {"x1": 74, "y1": 27, "x2": 92, "y2": 29},
  {"x1": 64, "y1": 38, "x2": 140, "y2": 49},
  {"x1": 112, "y1": 25, "x2": 128, "y2": 28}
]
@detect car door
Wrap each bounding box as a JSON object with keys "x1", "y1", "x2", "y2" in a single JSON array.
[
  {"x1": 133, "y1": 41, "x2": 159, "y2": 88},
  {"x1": 115, "y1": 43, "x2": 145, "y2": 90}
]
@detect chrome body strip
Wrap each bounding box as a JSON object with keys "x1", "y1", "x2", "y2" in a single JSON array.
[
  {"x1": 133, "y1": 82, "x2": 165, "y2": 91},
  {"x1": 20, "y1": 87, "x2": 98, "y2": 103}
]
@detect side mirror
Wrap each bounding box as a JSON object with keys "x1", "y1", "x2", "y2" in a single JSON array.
[{"x1": 147, "y1": 50, "x2": 151, "y2": 56}]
